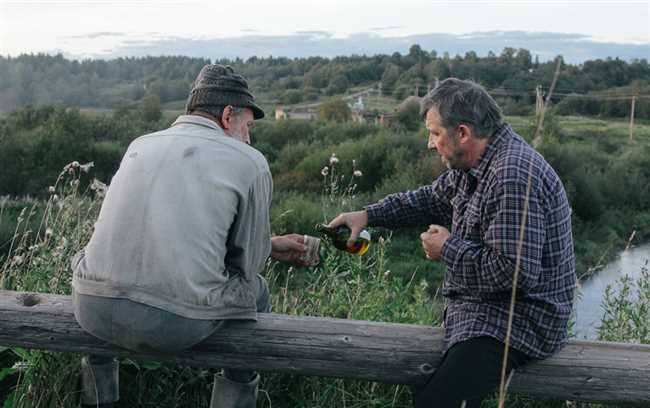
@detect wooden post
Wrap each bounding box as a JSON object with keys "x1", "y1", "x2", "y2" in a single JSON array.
[
  {"x1": 535, "y1": 85, "x2": 543, "y2": 119},
  {"x1": 629, "y1": 95, "x2": 636, "y2": 142},
  {"x1": 533, "y1": 57, "x2": 562, "y2": 148}
]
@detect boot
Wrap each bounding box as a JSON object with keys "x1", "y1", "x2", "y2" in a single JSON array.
[
  {"x1": 80, "y1": 356, "x2": 119, "y2": 406},
  {"x1": 210, "y1": 371, "x2": 260, "y2": 408}
]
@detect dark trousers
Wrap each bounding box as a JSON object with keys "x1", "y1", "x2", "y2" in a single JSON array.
[{"x1": 411, "y1": 336, "x2": 531, "y2": 408}]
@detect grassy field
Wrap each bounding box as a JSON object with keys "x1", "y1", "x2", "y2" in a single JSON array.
[{"x1": 1, "y1": 111, "x2": 649, "y2": 407}]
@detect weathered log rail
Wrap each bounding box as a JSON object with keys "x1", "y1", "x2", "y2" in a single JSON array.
[{"x1": 1, "y1": 290, "x2": 649, "y2": 405}]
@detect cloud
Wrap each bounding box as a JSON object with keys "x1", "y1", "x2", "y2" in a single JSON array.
[
  {"x1": 73, "y1": 30, "x2": 649, "y2": 63},
  {"x1": 370, "y1": 26, "x2": 403, "y2": 31},
  {"x1": 293, "y1": 31, "x2": 333, "y2": 38},
  {"x1": 64, "y1": 32, "x2": 127, "y2": 40}
]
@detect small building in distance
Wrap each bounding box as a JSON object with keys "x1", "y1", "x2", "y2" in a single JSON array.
[{"x1": 275, "y1": 105, "x2": 318, "y2": 121}]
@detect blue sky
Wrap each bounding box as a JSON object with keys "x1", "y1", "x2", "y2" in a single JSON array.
[{"x1": 1, "y1": 0, "x2": 648, "y2": 61}]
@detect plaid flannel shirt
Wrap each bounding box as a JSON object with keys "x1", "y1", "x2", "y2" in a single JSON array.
[{"x1": 366, "y1": 124, "x2": 576, "y2": 359}]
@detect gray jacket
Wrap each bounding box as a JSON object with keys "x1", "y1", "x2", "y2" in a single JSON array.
[{"x1": 73, "y1": 115, "x2": 272, "y2": 320}]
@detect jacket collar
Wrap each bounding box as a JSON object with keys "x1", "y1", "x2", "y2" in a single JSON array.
[
  {"x1": 467, "y1": 123, "x2": 512, "y2": 181},
  {"x1": 172, "y1": 114, "x2": 226, "y2": 135}
]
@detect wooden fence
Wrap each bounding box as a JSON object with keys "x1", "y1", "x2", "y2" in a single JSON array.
[{"x1": 1, "y1": 290, "x2": 649, "y2": 405}]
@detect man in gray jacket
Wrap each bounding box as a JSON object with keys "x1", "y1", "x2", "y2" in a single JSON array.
[{"x1": 72, "y1": 64, "x2": 309, "y2": 408}]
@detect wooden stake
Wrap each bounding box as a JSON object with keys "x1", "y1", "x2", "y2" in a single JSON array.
[
  {"x1": 533, "y1": 57, "x2": 562, "y2": 148},
  {"x1": 629, "y1": 95, "x2": 636, "y2": 142}
]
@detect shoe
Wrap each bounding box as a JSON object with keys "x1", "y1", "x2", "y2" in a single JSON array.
[
  {"x1": 80, "y1": 356, "x2": 119, "y2": 406},
  {"x1": 210, "y1": 372, "x2": 259, "y2": 408}
]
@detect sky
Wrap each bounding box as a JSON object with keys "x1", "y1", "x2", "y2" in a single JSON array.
[{"x1": 0, "y1": 0, "x2": 649, "y2": 60}]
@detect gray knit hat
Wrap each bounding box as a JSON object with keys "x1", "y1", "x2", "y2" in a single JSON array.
[{"x1": 185, "y1": 64, "x2": 265, "y2": 119}]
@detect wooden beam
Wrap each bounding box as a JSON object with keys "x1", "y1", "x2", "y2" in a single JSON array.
[{"x1": 1, "y1": 290, "x2": 649, "y2": 405}]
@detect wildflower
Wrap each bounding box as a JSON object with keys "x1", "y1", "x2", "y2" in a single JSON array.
[
  {"x1": 329, "y1": 153, "x2": 339, "y2": 165},
  {"x1": 70, "y1": 179, "x2": 80, "y2": 187},
  {"x1": 352, "y1": 159, "x2": 357, "y2": 167},
  {"x1": 12, "y1": 361, "x2": 30, "y2": 372},
  {"x1": 384, "y1": 270, "x2": 391, "y2": 277},
  {"x1": 52, "y1": 194, "x2": 59, "y2": 202},
  {"x1": 48, "y1": 186, "x2": 55, "y2": 194},
  {"x1": 90, "y1": 178, "x2": 107, "y2": 194},
  {"x1": 10, "y1": 255, "x2": 24, "y2": 267},
  {"x1": 321, "y1": 166, "x2": 329, "y2": 177},
  {"x1": 80, "y1": 161, "x2": 94, "y2": 173},
  {"x1": 353, "y1": 170, "x2": 363, "y2": 177},
  {"x1": 71, "y1": 161, "x2": 80, "y2": 168},
  {"x1": 45, "y1": 228, "x2": 53, "y2": 237}
]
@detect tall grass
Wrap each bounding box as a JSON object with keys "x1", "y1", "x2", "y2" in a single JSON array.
[
  {"x1": 1, "y1": 154, "x2": 646, "y2": 407},
  {"x1": 0, "y1": 162, "x2": 443, "y2": 407}
]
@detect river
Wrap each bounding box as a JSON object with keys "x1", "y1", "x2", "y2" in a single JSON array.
[{"x1": 573, "y1": 242, "x2": 650, "y2": 339}]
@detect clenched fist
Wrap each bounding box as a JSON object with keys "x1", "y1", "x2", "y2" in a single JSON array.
[{"x1": 420, "y1": 224, "x2": 451, "y2": 261}]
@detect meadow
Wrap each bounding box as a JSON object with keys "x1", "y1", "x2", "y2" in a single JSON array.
[{"x1": 1, "y1": 110, "x2": 649, "y2": 407}]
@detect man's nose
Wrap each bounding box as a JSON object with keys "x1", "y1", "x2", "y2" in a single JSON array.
[{"x1": 427, "y1": 137, "x2": 437, "y2": 151}]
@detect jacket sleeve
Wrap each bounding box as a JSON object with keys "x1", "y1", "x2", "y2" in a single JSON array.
[
  {"x1": 441, "y1": 180, "x2": 545, "y2": 294},
  {"x1": 365, "y1": 170, "x2": 457, "y2": 229},
  {"x1": 225, "y1": 170, "x2": 273, "y2": 282}
]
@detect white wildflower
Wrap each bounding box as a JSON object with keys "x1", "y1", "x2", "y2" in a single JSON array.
[
  {"x1": 329, "y1": 153, "x2": 339, "y2": 165},
  {"x1": 80, "y1": 161, "x2": 94, "y2": 173},
  {"x1": 71, "y1": 161, "x2": 80, "y2": 168},
  {"x1": 48, "y1": 186, "x2": 55, "y2": 194},
  {"x1": 70, "y1": 179, "x2": 80, "y2": 187},
  {"x1": 321, "y1": 166, "x2": 329, "y2": 177},
  {"x1": 10, "y1": 255, "x2": 24, "y2": 267},
  {"x1": 352, "y1": 159, "x2": 357, "y2": 167},
  {"x1": 353, "y1": 170, "x2": 363, "y2": 177},
  {"x1": 90, "y1": 178, "x2": 107, "y2": 194},
  {"x1": 45, "y1": 228, "x2": 53, "y2": 237},
  {"x1": 52, "y1": 194, "x2": 59, "y2": 202},
  {"x1": 12, "y1": 361, "x2": 30, "y2": 372}
]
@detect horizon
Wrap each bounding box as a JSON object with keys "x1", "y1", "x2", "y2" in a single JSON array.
[{"x1": 1, "y1": 30, "x2": 649, "y2": 65}]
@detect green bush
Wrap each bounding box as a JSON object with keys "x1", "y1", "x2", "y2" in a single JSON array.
[{"x1": 598, "y1": 265, "x2": 650, "y2": 344}]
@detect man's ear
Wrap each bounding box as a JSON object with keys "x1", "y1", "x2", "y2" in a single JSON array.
[
  {"x1": 220, "y1": 105, "x2": 235, "y2": 129},
  {"x1": 457, "y1": 124, "x2": 473, "y2": 144}
]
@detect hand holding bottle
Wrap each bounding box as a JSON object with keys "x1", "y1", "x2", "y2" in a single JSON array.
[
  {"x1": 323, "y1": 210, "x2": 371, "y2": 255},
  {"x1": 326, "y1": 210, "x2": 368, "y2": 245}
]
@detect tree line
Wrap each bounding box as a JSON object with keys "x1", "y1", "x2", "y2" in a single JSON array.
[{"x1": 1, "y1": 46, "x2": 649, "y2": 117}]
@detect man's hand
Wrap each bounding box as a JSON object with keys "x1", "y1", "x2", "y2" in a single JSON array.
[
  {"x1": 270, "y1": 234, "x2": 310, "y2": 266},
  {"x1": 420, "y1": 224, "x2": 451, "y2": 261},
  {"x1": 327, "y1": 210, "x2": 368, "y2": 245}
]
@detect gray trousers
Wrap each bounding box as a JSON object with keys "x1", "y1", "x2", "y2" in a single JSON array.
[{"x1": 73, "y1": 275, "x2": 271, "y2": 403}]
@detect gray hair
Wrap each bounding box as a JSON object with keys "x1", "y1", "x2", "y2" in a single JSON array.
[
  {"x1": 189, "y1": 106, "x2": 246, "y2": 121},
  {"x1": 420, "y1": 78, "x2": 503, "y2": 139}
]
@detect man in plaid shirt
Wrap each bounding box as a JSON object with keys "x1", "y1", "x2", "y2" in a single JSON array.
[{"x1": 328, "y1": 78, "x2": 576, "y2": 408}]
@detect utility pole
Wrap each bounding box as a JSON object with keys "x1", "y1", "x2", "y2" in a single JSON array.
[{"x1": 629, "y1": 95, "x2": 636, "y2": 142}]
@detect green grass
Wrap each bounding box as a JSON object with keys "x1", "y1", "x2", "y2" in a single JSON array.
[{"x1": 2, "y1": 114, "x2": 650, "y2": 407}]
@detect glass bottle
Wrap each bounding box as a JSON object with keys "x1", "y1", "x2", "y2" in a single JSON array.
[{"x1": 316, "y1": 224, "x2": 371, "y2": 255}]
